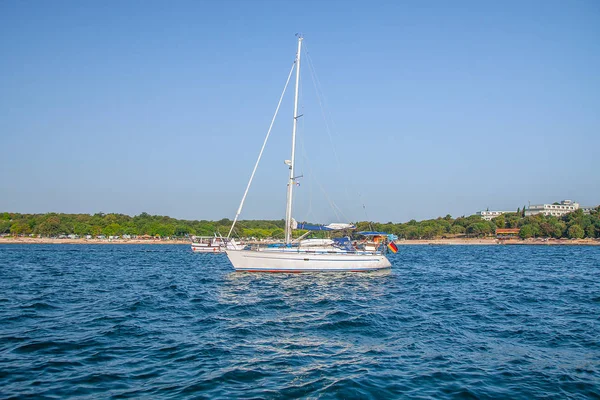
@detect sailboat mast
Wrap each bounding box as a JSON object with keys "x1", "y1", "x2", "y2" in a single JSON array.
[{"x1": 285, "y1": 35, "x2": 303, "y2": 244}]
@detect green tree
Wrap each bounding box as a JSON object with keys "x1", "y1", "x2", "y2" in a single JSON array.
[
  {"x1": 245, "y1": 228, "x2": 271, "y2": 239},
  {"x1": 154, "y1": 224, "x2": 175, "y2": 238},
  {"x1": 492, "y1": 215, "x2": 505, "y2": 229},
  {"x1": 538, "y1": 222, "x2": 553, "y2": 237},
  {"x1": 504, "y1": 213, "x2": 521, "y2": 228},
  {"x1": 74, "y1": 223, "x2": 92, "y2": 236},
  {"x1": 466, "y1": 222, "x2": 491, "y2": 237},
  {"x1": 519, "y1": 225, "x2": 535, "y2": 239},
  {"x1": 271, "y1": 228, "x2": 285, "y2": 239},
  {"x1": 216, "y1": 218, "x2": 232, "y2": 226},
  {"x1": 10, "y1": 222, "x2": 32, "y2": 235},
  {"x1": 36, "y1": 216, "x2": 63, "y2": 237},
  {"x1": 123, "y1": 225, "x2": 139, "y2": 235},
  {"x1": 404, "y1": 226, "x2": 419, "y2": 239},
  {"x1": 0, "y1": 220, "x2": 11, "y2": 234},
  {"x1": 174, "y1": 225, "x2": 191, "y2": 237},
  {"x1": 420, "y1": 225, "x2": 437, "y2": 239},
  {"x1": 550, "y1": 221, "x2": 566, "y2": 238},
  {"x1": 567, "y1": 224, "x2": 584, "y2": 239},
  {"x1": 585, "y1": 225, "x2": 595, "y2": 238},
  {"x1": 103, "y1": 223, "x2": 123, "y2": 236},
  {"x1": 450, "y1": 225, "x2": 466, "y2": 235}
]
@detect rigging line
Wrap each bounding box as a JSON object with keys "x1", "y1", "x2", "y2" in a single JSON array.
[
  {"x1": 299, "y1": 134, "x2": 349, "y2": 223},
  {"x1": 297, "y1": 52, "x2": 343, "y2": 224},
  {"x1": 303, "y1": 45, "x2": 341, "y2": 171},
  {"x1": 227, "y1": 61, "x2": 296, "y2": 239},
  {"x1": 296, "y1": 116, "x2": 347, "y2": 223},
  {"x1": 297, "y1": 76, "x2": 314, "y2": 222},
  {"x1": 303, "y1": 45, "x2": 353, "y2": 222},
  {"x1": 298, "y1": 112, "x2": 315, "y2": 222},
  {"x1": 297, "y1": 133, "x2": 343, "y2": 223},
  {"x1": 305, "y1": 43, "x2": 365, "y2": 220},
  {"x1": 304, "y1": 44, "x2": 342, "y2": 147},
  {"x1": 309, "y1": 156, "x2": 346, "y2": 222},
  {"x1": 360, "y1": 193, "x2": 374, "y2": 231},
  {"x1": 330, "y1": 195, "x2": 349, "y2": 222},
  {"x1": 303, "y1": 45, "x2": 341, "y2": 151}
]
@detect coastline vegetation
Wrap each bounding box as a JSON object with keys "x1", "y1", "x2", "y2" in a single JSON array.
[
  {"x1": 359, "y1": 207, "x2": 600, "y2": 240},
  {"x1": 1, "y1": 208, "x2": 599, "y2": 240}
]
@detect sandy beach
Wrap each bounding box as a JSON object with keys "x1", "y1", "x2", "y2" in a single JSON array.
[
  {"x1": 0, "y1": 237, "x2": 192, "y2": 245},
  {"x1": 1, "y1": 237, "x2": 598, "y2": 246},
  {"x1": 396, "y1": 238, "x2": 600, "y2": 246}
]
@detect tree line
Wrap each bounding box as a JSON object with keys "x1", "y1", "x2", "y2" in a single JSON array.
[
  {"x1": 1, "y1": 207, "x2": 599, "y2": 240},
  {"x1": 361, "y1": 207, "x2": 600, "y2": 240},
  {"x1": 0, "y1": 212, "x2": 285, "y2": 239}
]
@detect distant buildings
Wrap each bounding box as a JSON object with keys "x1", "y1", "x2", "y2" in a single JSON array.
[
  {"x1": 525, "y1": 200, "x2": 582, "y2": 217},
  {"x1": 580, "y1": 205, "x2": 598, "y2": 214},
  {"x1": 477, "y1": 199, "x2": 597, "y2": 220},
  {"x1": 476, "y1": 210, "x2": 511, "y2": 221}
]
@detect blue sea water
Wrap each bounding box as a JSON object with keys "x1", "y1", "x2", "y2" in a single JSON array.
[{"x1": 0, "y1": 244, "x2": 598, "y2": 399}]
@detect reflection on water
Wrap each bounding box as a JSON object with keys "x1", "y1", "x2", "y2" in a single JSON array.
[{"x1": 220, "y1": 270, "x2": 393, "y2": 313}]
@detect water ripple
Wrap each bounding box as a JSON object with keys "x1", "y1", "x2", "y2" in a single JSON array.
[{"x1": 0, "y1": 244, "x2": 599, "y2": 398}]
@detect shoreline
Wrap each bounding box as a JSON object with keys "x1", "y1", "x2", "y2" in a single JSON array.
[
  {"x1": 1, "y1": 237, "x2": 599, "y2": 246},
  {"x1": 395, "y1": 238, "x2": 600, "y2": 246},
  {"x1": 0, "y1": 237, "x2": 192, "y2": 245}
]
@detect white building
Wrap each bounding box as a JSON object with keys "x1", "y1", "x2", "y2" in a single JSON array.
[
  {"x1": 525, "y1": 200, "x2": 580, "y2": 217},
  {"x1": 476, "y1": 210, "x2": 512, "y2": 221}
]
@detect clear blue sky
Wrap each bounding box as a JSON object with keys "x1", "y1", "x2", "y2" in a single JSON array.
[{"x1": 1, "y1": 0, "x2": 598, "y2": 223}]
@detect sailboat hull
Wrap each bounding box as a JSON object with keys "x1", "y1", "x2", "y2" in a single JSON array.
[{"x1": 225, "y1": 249, "x2": 392, "y2": 272}]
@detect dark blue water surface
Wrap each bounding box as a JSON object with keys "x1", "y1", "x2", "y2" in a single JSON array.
[{"x1": 0, "y1": 244, "x2": 599, "y2": 399}]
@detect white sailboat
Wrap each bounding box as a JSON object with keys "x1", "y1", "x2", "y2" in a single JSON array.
[{"x1": 225, "y1": 36, "x2": 392, "y2": 273}]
